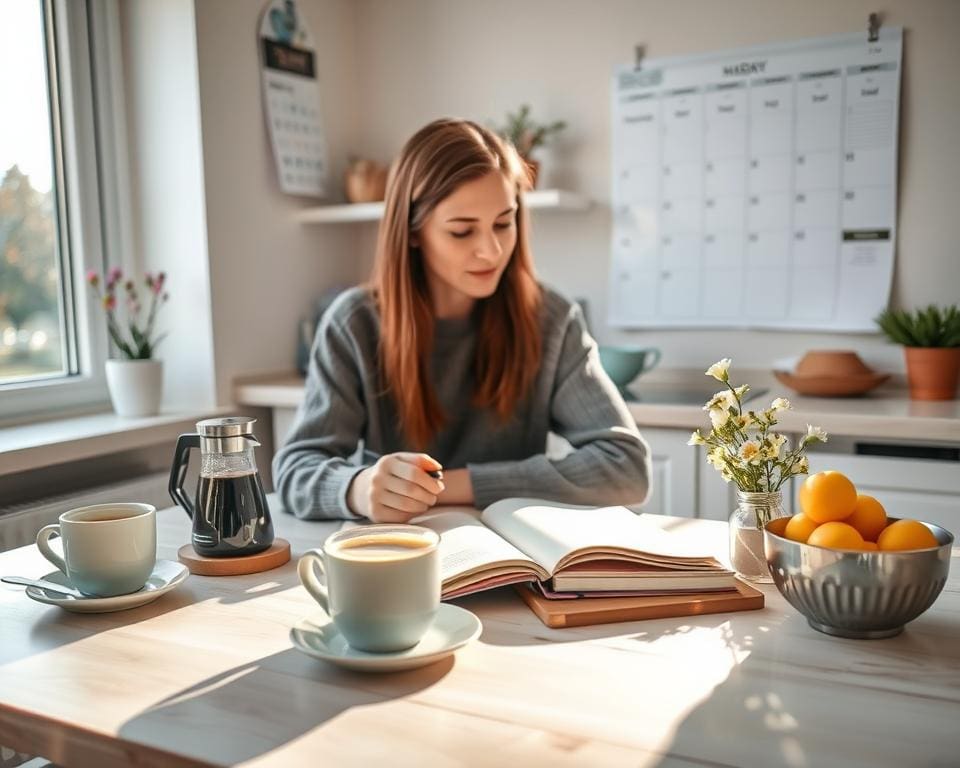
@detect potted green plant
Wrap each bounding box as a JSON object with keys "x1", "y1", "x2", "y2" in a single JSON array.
[
  {"x1": 495, "y1": 104, "x2": 566, "y2": 188},
  {"x1": 87, "y1": 268, "x2": 169, "y2": 416},
  {"x1": 875, "y1": 304, "x2": 960, "y2": 401}
]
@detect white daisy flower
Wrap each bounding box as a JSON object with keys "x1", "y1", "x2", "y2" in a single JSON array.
[
  {"x1": 688, "y1": 430, "x2": 706, "y2": 446},
  {"x1": 739, "y1": 440, "x2": 762, "y2": 465},
  {"x1": 705, "y1": 358, "x2": 731, "y2": 382}
]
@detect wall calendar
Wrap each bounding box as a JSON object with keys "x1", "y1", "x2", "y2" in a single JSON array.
[
  {"x1": 608, "y1": 28, "x2": 902, "y2": 331},
  {"x1": 259, "y1": 0, "x2": 329, "y2": 197}
]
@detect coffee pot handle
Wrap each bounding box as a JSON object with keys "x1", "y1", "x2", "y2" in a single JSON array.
[{"x1": 169, "y1": 433, "x2": 201, "y2": 518}]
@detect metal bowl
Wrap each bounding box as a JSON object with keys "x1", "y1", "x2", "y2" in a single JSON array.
[{"x1": 764, "y1": 517, "x2": 954, "y2": 639}]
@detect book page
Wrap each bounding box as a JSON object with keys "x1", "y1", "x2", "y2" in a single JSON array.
[
  {"x1": 480, "y1": 498, "x2": 716, "y2": 575},
  {"x1": 409, "y1": 507, "x2": 547, "y2": 586}
]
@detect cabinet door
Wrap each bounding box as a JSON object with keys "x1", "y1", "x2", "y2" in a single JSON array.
[
  {"x1": 791, "y1": 452, "x2": 960, "y2": 534},
  {"x1": 636, "y1": 427, "x2": 698, "y2": 517},
  {"x1": 698, "y1": 461, "x2": 737, "y2": 522}
]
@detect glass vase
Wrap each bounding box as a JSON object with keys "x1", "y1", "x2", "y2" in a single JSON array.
[{"x1": 729, "y1": 490, "x2": 787, "y2": 583}]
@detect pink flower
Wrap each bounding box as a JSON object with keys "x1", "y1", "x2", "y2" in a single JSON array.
[
  {"x1": 103, "y1": 294, "x2": 117, "y2": 311},
  {"x1": 86, "y1": 270, "x2": 99, "y2": 287},
  {"x1": 106, "y1": 267, "x2": 122, "y2": 289},
  {"x1": 152, "y1": 272, "x2": 166, "y2": 295}
]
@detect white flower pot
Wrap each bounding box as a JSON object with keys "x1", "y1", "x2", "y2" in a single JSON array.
[{"x1": 105, "y1": 359, "x2": 163, "y2": 417}]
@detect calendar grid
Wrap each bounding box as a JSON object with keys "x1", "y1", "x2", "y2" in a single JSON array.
[{"x1": 609, "y1": 29, "x2": 901, "y2": 332}]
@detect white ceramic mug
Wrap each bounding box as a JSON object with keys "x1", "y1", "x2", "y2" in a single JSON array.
[
  {"x1": 36, "y1": 503, "x2": 157, "y2": 597},
  {"x1": 298, "y1": 525, "x2": 440, "y2": 652}
]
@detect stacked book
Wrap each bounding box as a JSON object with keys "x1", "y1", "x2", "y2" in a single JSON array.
[{"x1": 410, "y1": 499, "x2": 763, "y2": 628}]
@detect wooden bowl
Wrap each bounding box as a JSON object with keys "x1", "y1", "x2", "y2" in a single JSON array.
[
  {"x1": 774, "y1": 350, "x2": 889, "y2": 397},
  {"x1": 773, "y1": 370, "x2": 890, "y2": 397}
]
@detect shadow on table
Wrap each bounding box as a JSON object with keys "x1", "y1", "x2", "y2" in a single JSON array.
[
  {"x1": 119, "y1": 648, "x2": 454, "y2": 765},
  {"x1": 465, "y1": 586, "x2": 774, "y2": 647},
  {"x1": 648, "y1": 608, "x2": 960, "y2": 768},
  {"x1": 0, "y1": 588, "x2": 197, "y2": 668},
  {"x1": 187, "y1": 563, "x2": 300, "y2": 606}
]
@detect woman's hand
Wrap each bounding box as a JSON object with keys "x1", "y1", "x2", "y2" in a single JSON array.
[{"x1": 347, "y1": 453, "x2": 445, "y2": 522}]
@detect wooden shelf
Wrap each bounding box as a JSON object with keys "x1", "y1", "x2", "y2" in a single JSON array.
[{"x1": 296, "y1": 188, "x2": 591, "y2": 224}]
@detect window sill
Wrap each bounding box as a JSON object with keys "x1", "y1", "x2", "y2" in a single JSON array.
[{"x1": 0, "y1": 407, "x2": 232, "y2": 477}]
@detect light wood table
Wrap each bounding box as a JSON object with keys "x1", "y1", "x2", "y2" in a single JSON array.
[{"x1": 1, "y1": 499, "x2": 958, "y2": 767}]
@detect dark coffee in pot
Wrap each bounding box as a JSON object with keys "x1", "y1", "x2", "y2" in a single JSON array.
[{"x1": 192, "y1": 471, "x2": 274, "y2": 556}]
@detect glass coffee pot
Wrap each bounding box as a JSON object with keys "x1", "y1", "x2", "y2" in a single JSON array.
[{"x1": 169, "y1": 416, "x2": 274, "y2": 557}]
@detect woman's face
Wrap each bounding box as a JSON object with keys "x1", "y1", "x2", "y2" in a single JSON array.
[{"x1": 416, "y1": 171, "x2": 518, "y2": 318}]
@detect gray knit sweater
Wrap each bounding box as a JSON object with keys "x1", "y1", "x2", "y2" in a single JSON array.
[{"x1": 273, "y1": 285, "x2": 651, "y2": 520}]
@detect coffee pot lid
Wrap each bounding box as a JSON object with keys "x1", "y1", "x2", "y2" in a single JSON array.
[{"x1": 196, "y1": 416, "x2": 257, "y2": 437}]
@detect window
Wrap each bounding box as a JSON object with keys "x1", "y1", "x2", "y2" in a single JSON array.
[
  {"x1": 0, "y1": 1, "x2": 71, "y2": 384},
  {"x1": 0, "y1": 0, "x2": 112, "y2": 420}
]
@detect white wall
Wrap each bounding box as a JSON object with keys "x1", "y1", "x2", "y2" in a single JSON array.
[
  {"x1": 122, "y1": 0, "x2": 960, "y2": 397},
  {"x1": 122, "y1": 0, "x2": 363, "y2": 409},
  {"x1": 193, "y1": 0, "x2": 361, "y2": 404},
  {"x1": 351, "y1": 0, "x2": 960, "y2": 373},
  {"x1": 121, "y1": 0, "x2": 218, "y2": 409}
]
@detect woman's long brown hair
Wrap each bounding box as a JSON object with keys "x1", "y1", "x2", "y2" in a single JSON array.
[{"x1": 372, "y1": 118, "x2": 542, "y2": 448}]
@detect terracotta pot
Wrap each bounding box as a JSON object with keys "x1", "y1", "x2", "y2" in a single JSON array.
[
  {"x1": 904, "y1": 347, "x2": 960, "y2": 401},
  {"x1": 344, "y1": 160, "x2": 387, "y2": 203}
]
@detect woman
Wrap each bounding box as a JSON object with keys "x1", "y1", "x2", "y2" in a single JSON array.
[{"x1": 274, "y1": 118, "x2": 650, "y2": 522}]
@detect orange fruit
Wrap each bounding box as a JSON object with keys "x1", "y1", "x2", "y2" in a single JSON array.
[
  {"x1": 806, "y1": 521, "x2": 864, "y2": 550},
  {"x1": 859, "y1": 541, "x2": 878, "y2": 551},
  {"x1": 846, "y1": 494, "x2": 887, "y2": 541},
  {"x1": 799, "y1": 471, "x2": 858, "y2": 524},
  {"x1": 877, "y1": 519, "x2": 939, "y2": 551},
  {"x1": 784, "y1": 513, "x2": 819, "y2": 543}
]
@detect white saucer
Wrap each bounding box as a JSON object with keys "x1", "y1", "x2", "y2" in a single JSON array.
[
  {"x1": 25, "y1": 559, "x2": 189, "y2": 613},
  {"x1": 290, "y1": 602, "x2": 482, "y2": 672}
]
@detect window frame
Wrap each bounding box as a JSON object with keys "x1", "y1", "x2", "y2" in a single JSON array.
[{"x1": 0, "y1": 0, "x2": 118, "y2": 422}]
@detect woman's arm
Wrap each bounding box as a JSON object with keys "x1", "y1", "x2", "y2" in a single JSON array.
[
  {"x1": 272, "y1": 301, "x2": 448, "y2": 521},
  {"x1": 466, "y1": 304, "x2": 651, "y2": 509},
  {"x1": 272, "y1": 308, "x2": 370, "y2": 520}
]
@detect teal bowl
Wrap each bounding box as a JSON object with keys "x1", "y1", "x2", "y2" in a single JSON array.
[{"x1": 598, "y1": 346, "x2": 661, "y2": 388}]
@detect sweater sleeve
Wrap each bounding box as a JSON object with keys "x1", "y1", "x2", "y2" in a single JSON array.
[
  {"x1": 271, "y1": 311, "x2": 369, "y2": 520},
  {"x1": 468, "y1": 304, "x2": 651, "y2": 509}
]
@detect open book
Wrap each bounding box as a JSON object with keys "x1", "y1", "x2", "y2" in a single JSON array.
[{"x1": 407, "y1": 498, "x2": 735, "y2": 600}]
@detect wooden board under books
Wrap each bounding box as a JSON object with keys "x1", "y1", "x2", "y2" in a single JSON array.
[{"x1": 516, "y1": 578, "x2": 764, "y2": 628}]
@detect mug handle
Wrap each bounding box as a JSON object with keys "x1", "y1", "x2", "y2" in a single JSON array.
[
  {"x1": 36, "y1": 525, "x2": 67, "y2": 575},
  {"x1": 643, "y1": 348, "x2": 662, "y2": 374},
  {"x1": 297, "y1": 550, "x2": 329, "y2": 615}
]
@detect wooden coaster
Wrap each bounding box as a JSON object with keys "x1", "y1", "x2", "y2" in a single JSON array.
[{"x1": 177, "y1": 538, "x2": 292, "y2": 576}]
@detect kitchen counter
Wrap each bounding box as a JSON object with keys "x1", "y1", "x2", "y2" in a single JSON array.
[{"x1": 234, "y1": 370, "x2": 960, "y2": 443}]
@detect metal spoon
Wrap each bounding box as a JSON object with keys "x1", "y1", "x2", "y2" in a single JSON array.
[{"x1": 1, "y1": 576, "x2": 87, "y2": 598}]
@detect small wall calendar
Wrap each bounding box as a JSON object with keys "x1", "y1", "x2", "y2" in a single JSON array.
[
  {"x1": 608, "y1": 27, "x2": 902, "y2": 331},
  {"x1": 259, "y1": 0, "x2": 329, "y2": 197}
]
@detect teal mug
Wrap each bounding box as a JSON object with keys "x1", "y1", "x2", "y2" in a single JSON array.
[
  {"x1": 598, "y1": 346, "x2": 662, "y2": 388},
  {"x1": 36, "y1": 503, "x2": 157, "y2": 596},
  {"x1": 298, "y1": 525, "x2": 441, "y2": 652}
]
